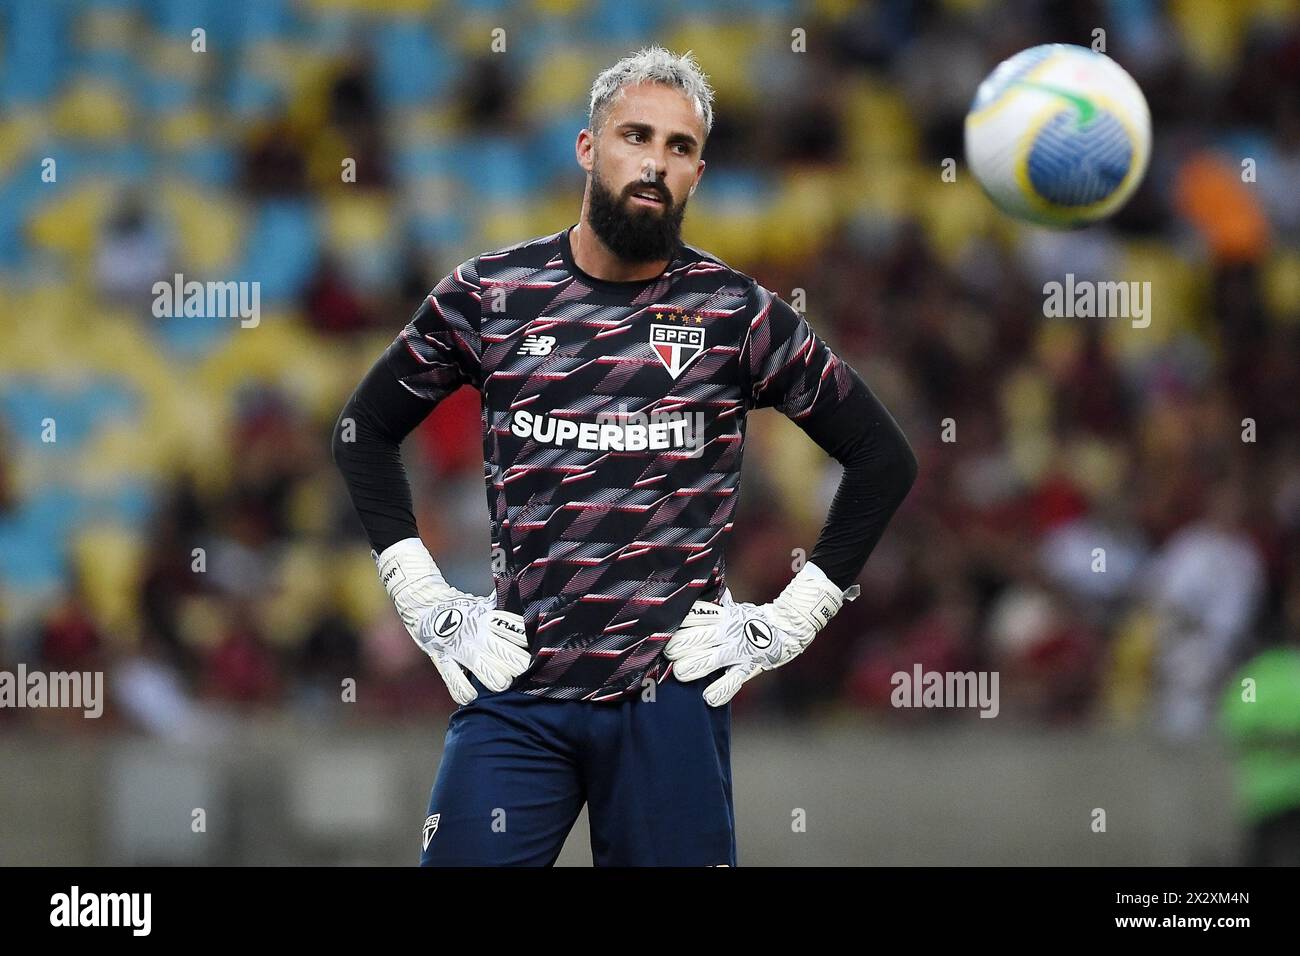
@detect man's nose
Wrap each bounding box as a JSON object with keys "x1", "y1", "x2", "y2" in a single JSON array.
[{"x1": 639, "y1": 157, "x2": 667, "y2": 185}]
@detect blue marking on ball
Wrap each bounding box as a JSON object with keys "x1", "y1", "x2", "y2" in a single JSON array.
[{"x1": 1026, "y1": 110, "x2": 1133, "y2": 206}]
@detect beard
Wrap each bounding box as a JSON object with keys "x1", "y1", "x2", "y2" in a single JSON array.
[{"x1": 585, "y1": 160, "x2": 689, "y2": 264}]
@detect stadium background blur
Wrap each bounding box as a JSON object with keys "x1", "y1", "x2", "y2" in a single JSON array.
[{"x1": 1, "y1": 0, "x2": 1298, "y2": 866}]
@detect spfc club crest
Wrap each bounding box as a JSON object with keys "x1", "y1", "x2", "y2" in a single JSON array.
[{"x1": 649, "y1": 313, "x2": 705, "y2": 380}]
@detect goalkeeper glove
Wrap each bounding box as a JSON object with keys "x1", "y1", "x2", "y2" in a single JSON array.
[
  {"x1": 373, "y1": 537, "x2": 530, "y2": 705},
  {"x1": 664, "y1": 561, "x2": 860, "y2": 707}
]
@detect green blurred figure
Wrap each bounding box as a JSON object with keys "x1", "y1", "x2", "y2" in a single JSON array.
[{"x1": 1219, "y1": 588, "x2": 1300, "y2": 866}]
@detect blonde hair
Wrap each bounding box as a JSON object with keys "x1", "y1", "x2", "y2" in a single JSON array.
[{"x1": 588, "y1": 46, "x2": 715, "y2": 143}]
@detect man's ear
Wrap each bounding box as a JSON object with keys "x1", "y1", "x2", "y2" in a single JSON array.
[
  {"x1": 690, "y1": 160, "x2": 706, "y2": 196},
  {"x1": 576, "y1": 129, "x2": 595, "y2": 173}
]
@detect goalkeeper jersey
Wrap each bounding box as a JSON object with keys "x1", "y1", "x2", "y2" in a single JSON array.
[{"x1": 367, "y1": 225, "x2": 863, "y2": 702}]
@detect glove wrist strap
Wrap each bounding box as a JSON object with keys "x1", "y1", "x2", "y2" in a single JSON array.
[
  {"x1": 373, "y1": 538, "x2": 459, "y2": 634},
  {"x1": 775, "y1": 561, "x2": 859, "y2": 635}
]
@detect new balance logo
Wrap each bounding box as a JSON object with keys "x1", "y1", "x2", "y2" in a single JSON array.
[{"x1": 517, "y1": 334, "x2": 556, "y2": 356}]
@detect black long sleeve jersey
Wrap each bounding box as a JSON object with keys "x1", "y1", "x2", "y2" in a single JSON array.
[{"x1": 333, "y1": 224, "x2": 917, "y2": 702}]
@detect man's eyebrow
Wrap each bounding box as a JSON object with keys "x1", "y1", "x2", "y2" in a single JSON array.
[{"x1": 615, "y1": 121, "x2": 699, "y2": 149}]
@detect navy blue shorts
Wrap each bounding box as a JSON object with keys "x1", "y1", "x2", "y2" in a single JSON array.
[{"x1": 418, "y1": 669, "x2": 736, "y2": 866}]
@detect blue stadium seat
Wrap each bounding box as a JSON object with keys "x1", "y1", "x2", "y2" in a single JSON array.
[
  {"x1": 0, "y1": 379, "x2": 138, "y2": 452},
  {"x1": 141, "y1": 73, "x2": 203, "y2": 113},
  {"x1": 0, "y1": 165, "x2": 50, "y2": 268},
  {"x1": 0, "y1": 488, "x2": 78, "y2": 590},
  {"x1": 95, "y1": 482, "x2": 157, "y2": 528},
  {"x1": 88, "y1": 143, "x2": 156, "y2": 184},
  {"x1": 410, "y1": 210, "x2": 470, "y2": 250},
  {"x1": 0, "y1": 0, "x2": 70, "y2": 106},
  {"x1": 146, "y1": 0, "x2": 221, "y2": 39},
  {"x1": 530, "y1": 110, "x2": 590, "y2": 184},
  {"x1": 697, "y1": 167, "x2": 775, "y2": 204},
  {"x1": 370, "y1": 22, "x2": 454, "y2": 108},
  {"x1": 228, "y1": 69, "x2": 286, "y2": 119},
  {"x1": 237, "y1": 197, "x2": 321, "y2": 302},
  {"x1": 153, "y1": 309, "x2": 236, "y2": 358},
  {"x1": 588, "y1": 0, "x2": 665, "y2": 42},
  {"x1": 394, "y1": 142, "x2": 458, "y2": 181},
  {"x1": 74, "y1": 49, "x2": 142, "y2": 93},
  {"x1": 226, "y1": 0, "x2": 296, "y2": 43},
  {"x1": 453, "y1": 135, "x2": 536, "y2": 201},
  {"x1": 167, "y1": 141, "x2": 236, "y2": 187}
]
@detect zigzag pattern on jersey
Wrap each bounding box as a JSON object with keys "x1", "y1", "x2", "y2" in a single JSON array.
[{"x1": 391, "y1": 227, "x2": 845, "y2": 702}]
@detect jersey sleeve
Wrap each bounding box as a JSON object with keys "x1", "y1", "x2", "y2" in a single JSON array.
[
  {"x1": 330, "y1": 257, "x2": 484, "y2": 555},
  {"x1": 742, "y1": 284, "x2": 855, "y2": 418},
  {"x1": 385, "y1": 256, "x2": 485, "y2": 400},
  {"x1": 742, "y1": 283, "x2": 917, "y2": 591}
]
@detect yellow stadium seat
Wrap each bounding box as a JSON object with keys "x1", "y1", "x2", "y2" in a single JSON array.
[
  {"x1": 175, "y1": 596, "x2": 228, "y2": 653},
  {"x1": 531, "y1": 0, "x2": 590, "y2": 19},
  {"x1": 260, "y1": 542, "x2": 334, "y2": 648},
  {"x1": 52, "y1": 80, "x2": 133, "y2": 141},
  {"x1": 846, "y1": 159, "x2": 914, "y2": 222},
  {"x1": 76, "y1": 419, "x2": 166, "y2": 489},
  {"x1": 26, "y1": 180, "x2": 117, "y2": 260},
  {"x1": 842, "y1": 80, "x2": 921, "y2": 165},
  {"x1": 323, "y1": 193, "x2": 397, "y2": 251},
  {"x1": 333, "y1": 549, "x2": 394, "y2": 631},
  {"x1": 480, "y1": 199, "x2": 548, "y2": 249},
  {"x1": 519, "y1": 47, "x2": 594, "y2": 121},
  {"x1": 1104, "y1": 241, "x2": 1202, "y2": 360},
  {"x1": 0, "y1": 110, "x2": 45, "y2": 180},
  {"x1": 304, "y1": 0, "x2": 437, "y2": 14},
  {"x1": 918, "y1": 175, "x2": 1003, "y2": 264},
  {"x1": 665, "y1": 23, "x2": 770, "y2": 110},
  {"x1": 154, "y1": 110, "x2": 218, "y2": 151},
  {"x1": 71, "y1": 524, "x2": 146, "y2": 640},
  {"x1": 195, "y1": 312, "x2": 354, "y2": 421},
  {"x1": 1102, "y1": 607, "x2": 1159, "y2": 727},
  {"x1": 157, "y1": 180, "x2": 246, "y2": 272},
  {"x1": 78, "y1": 7, "x2": 137, "y2": 51},
  {"x1": 1263, "y1": 250, "x2": 1300, "y2": 323},
  {"x1": 1170, "y1": 0, "x2": 1249, "y2": 74}
]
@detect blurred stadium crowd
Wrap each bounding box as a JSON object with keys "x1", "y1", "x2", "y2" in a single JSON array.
[{"x1": 0, "y1": 0, "x2": 1297, "y2": 830}]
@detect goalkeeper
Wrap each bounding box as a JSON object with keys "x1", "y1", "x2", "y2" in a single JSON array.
[{"x1": 332, "y1": 46, "x2": 916, "y2": 866}]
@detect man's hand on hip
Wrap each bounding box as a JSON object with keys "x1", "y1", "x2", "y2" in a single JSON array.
[
  {"x1": 374, "y1": 538, "x2": 530, "y2": 705},
  {"x1": 665, "y1": 561, "x2": 859, "y2": 707}
]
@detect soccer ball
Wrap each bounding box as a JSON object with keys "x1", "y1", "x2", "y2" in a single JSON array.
[{"x1": 964, "y1": 44, "x2": 1151, "y2": 228}]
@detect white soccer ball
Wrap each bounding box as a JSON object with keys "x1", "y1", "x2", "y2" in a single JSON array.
[{"x1": 964, "y1": 44, "x2": 1152, "y2": 228}]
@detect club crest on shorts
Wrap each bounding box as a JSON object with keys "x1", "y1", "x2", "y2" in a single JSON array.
[
  {"x1": 422, "y1": 813, "x2": 440, "y2": 850},
  {"x1": 649, "y1": 311, "x2": 705, "y2": 380}
]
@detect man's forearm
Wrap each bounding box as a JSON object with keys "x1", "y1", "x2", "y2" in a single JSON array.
[
  {"x1": 331, "y1": 347, "x2": 435, "y2": 554},
  {"x1": 798, "y1": 366, "x2": 917, "y2": 591}
]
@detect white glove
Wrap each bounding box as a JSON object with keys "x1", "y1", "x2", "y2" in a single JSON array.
[
  {"x1": 664, "y1": 561, "x2": 860, "y2": 707},
  {"x1": 373, "y1": 538, "x2": 531, "y2": 705}
]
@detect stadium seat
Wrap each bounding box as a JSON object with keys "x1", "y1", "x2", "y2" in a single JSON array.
[{"x1": 237, "y1": 198, "x2": 322, "y2": 302}]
